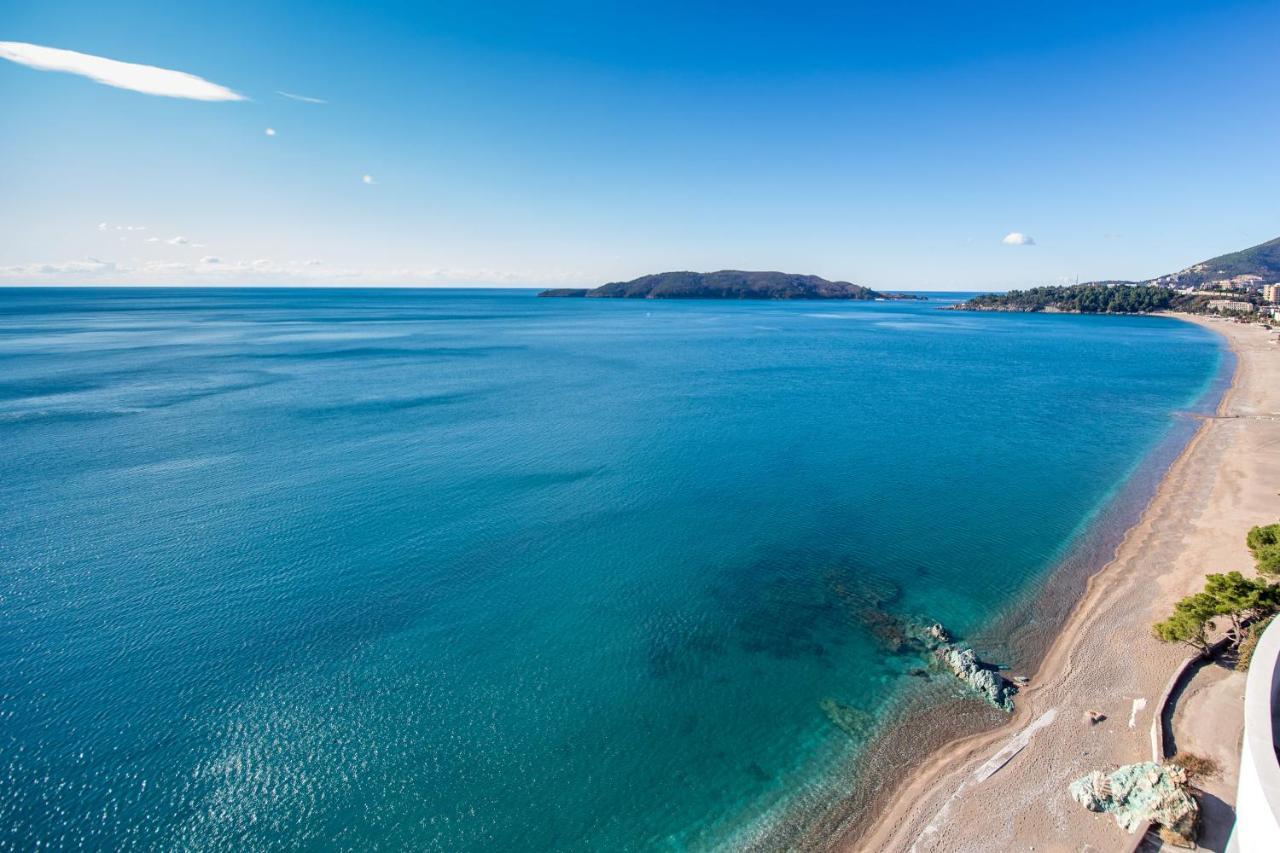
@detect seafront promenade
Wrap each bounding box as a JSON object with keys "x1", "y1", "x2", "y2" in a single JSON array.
[{"x1": 853, "y1": 318, "x2": 1280, "y2": 852}]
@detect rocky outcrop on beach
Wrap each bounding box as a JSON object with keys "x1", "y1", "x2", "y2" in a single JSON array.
[
  {"x1": 938, "y1": 646, "x2": 1017, "y2": 712},
  {"x1": 911, "y1": 621, "x2": 1018, "y2": 712},
  {"x1": 825, "y1": 604, "x2": 1018, "y2": 712},
  {"x1": 1069, "y1": 762, "x2": 1199, "y2": 844}
]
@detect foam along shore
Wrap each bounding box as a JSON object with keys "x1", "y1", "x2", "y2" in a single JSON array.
[{"x1": 848, "y1": 316, "x2": 1280, "y2": 852}]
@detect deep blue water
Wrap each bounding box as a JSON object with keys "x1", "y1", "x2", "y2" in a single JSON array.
[{"x1": 0, "y1": 288, "x2": 1224, "y2": 851}]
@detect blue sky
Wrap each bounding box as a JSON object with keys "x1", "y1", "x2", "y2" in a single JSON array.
[{"x1": 1, "y1": 0, "x2": 1278, "y2": 289}]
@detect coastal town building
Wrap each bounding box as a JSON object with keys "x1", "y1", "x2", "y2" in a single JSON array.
[
  {"x1": 1262, "y1": 284, "x2": 1280, "y2": 304},
  {"x1": 1208, "y1": 300, "x2": 1256, "y2": 313},
  {"x1": 1175, "y1": 274, "x2": 1265, "y2": 292}
]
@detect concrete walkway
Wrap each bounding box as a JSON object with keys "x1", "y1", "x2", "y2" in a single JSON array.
[{"x1": 1165, "y1": 660, "x2": 1247, "y2": 851}]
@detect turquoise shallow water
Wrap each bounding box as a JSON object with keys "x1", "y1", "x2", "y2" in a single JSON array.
[{"x1": 0, "y1": 288, "x2": 1223, "y2": 850}]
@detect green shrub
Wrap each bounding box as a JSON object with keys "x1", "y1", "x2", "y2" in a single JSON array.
[
  {"x1": 1169, "y1": 751, "x2": 1221, "y2": 780},
  {"x1": 1236, "y1": 615, "x2": 1275, "y2": 672},
  {"x1": 1247, "y1": 523, "x2": 1280, "y2": 575}
]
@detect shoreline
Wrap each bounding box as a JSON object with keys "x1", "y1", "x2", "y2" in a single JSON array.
[{"x1": 840, "y1": 315, "x2": 1279, "y2": 852}]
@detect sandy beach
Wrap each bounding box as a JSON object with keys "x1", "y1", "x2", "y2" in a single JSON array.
[{"x1": 847, "y1": 315, "x2": 1280, "y2": 853}]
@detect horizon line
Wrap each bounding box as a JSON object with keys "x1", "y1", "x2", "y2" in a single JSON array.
[{"x1": 0, "y1": 282, "x2": 990, "y2": 293}]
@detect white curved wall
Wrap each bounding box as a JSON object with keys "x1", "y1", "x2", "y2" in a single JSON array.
[{"x1": 1230, "y1": 616, "x2": 1280, "y2": 852}]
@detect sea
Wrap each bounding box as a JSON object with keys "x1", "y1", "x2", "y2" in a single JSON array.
[{"x1": 0, "y1": 288, "x2": 1226, "y2": 851}]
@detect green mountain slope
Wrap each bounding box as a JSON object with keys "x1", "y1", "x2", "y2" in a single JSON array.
[{"x1": 1155, "y1": 235, "x2": 1280, "y2": 288}]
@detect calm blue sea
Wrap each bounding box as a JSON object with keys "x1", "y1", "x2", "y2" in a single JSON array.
[{"x1": 0, "y1": 288, "x2": 1224, "y2": 851}]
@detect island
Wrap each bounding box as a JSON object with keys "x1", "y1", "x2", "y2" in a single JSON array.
[
  {"x1": 538, "y1": 270, "x2": 926, "y2": 301},
  {"x1": 951, "y1": 235, "x2": 1280, "y2": 314}
]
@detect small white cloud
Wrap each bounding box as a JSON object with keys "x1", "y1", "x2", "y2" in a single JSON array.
[
  {"x1": 1002, "y1": 232, "x2": 1035, "y2": 246},
  {"x1": 200, "y1": 256, "x2": 221, "y2": 265},
  {"x1": 362, "y1": 174, "x2": 375, "y2": 185},
  {"x1": 305, "y1": 259, "x2": 323, "y2": 266},
  {"x1": 276, "y1": 90, "x2": 327, "y2": 104},
  {"x1": 145, "y1": 237, "x2": 160, "y2": 243},
  {"x1": 167, "y1": 236, "x2": 189, "y2": 245},
  {"x1": 97, "y1": 221, "x2": 108, "y2": 231},
  {"x1": 265, "y1": 127, "x2": 276, "y2": 136},
  {"x1": 0, "y1": 41, "x2": 244, "y2": 101}
]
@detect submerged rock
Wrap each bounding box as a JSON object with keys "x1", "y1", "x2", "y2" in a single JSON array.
[
  {"x1": 924, "y1": 622, "x2": 952, "y2": 645},
  {"x1": 859, "y1": 607, "x2": 910, "y2": 654},
  {"x1": 905, "y1": 619, "x2": 951, "y2": 651},
  {"x1": 1069, "y1": 762, "x2": 1199, "y2": 843},
  {"x1": 819, "y1": 698, "x2": 875, "y2": 740}
]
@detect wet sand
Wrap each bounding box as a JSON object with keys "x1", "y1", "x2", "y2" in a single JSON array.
[{"x1": 847, "y1": 316, "x2": 1280, "y2": 852}]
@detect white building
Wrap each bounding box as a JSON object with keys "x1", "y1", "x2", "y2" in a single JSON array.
[
  {"x1": 1208, "y1": 300, "x2": 1255, "y2": 313},
  {"x1": 1227, "y1": 617, "x2": 1280, "y2": 851}
]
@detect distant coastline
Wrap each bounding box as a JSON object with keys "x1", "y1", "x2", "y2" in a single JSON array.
[
  {"x1": 950, "y1": 234, "x2": 1280, "y2": 316},
  {"x1": 947, "y1": 284, "x2": 1222, "y2": 315}
]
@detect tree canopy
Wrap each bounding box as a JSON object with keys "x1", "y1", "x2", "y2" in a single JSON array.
[
  {"x1": 1152, "y1": 593, "x2": 1218, "y2": 649},
  {"x1": 961, "y1": 285, "x2": 1177, "y2": 314},
  {"x1": 1246, "y1": 522, "x2": 1280, "y2": 575},
  {"x1": 1152, "y1": 571, "x2": 1280, "y2": 650}
]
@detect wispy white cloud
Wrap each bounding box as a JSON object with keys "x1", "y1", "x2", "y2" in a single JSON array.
[
  {"x1": 167, "y1": 236, "x2": 189, "y2": 245},
  {"x1": 0, "y1": 256, "x2": 582, "y2": 286},
  {"x1": 362, "y1": 174, "x2": 375, "y2": 185},
  {"x1": 4, "y1": 257, "x2": 117, "y2": 276},
  {"x1": 276, "y1": 90, "x2": 327, "y2": 104},
  {"x1": 1001, "y1": 232, "x2": 1035, "y2": 246},
  {"x1": 98, "y1": 221, "x2": 147, "y2": 232},
  {"x1": 0, "y1": 41, "x2": 244, "y2": 101},
  {"x1": 265, "y1": 127, "x2": 276, "y2": 136}
]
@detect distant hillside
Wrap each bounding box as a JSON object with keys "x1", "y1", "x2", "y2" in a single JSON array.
[
  {"x1": 955, "y1": 235, "x2": 1280, "y2": 313},
  {"x1": 538, "y1": 270, "x2": 924, "y2": 300},
  {"x1": 1150, "y1": 235, "x2": 1280, "y2": 289}
]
